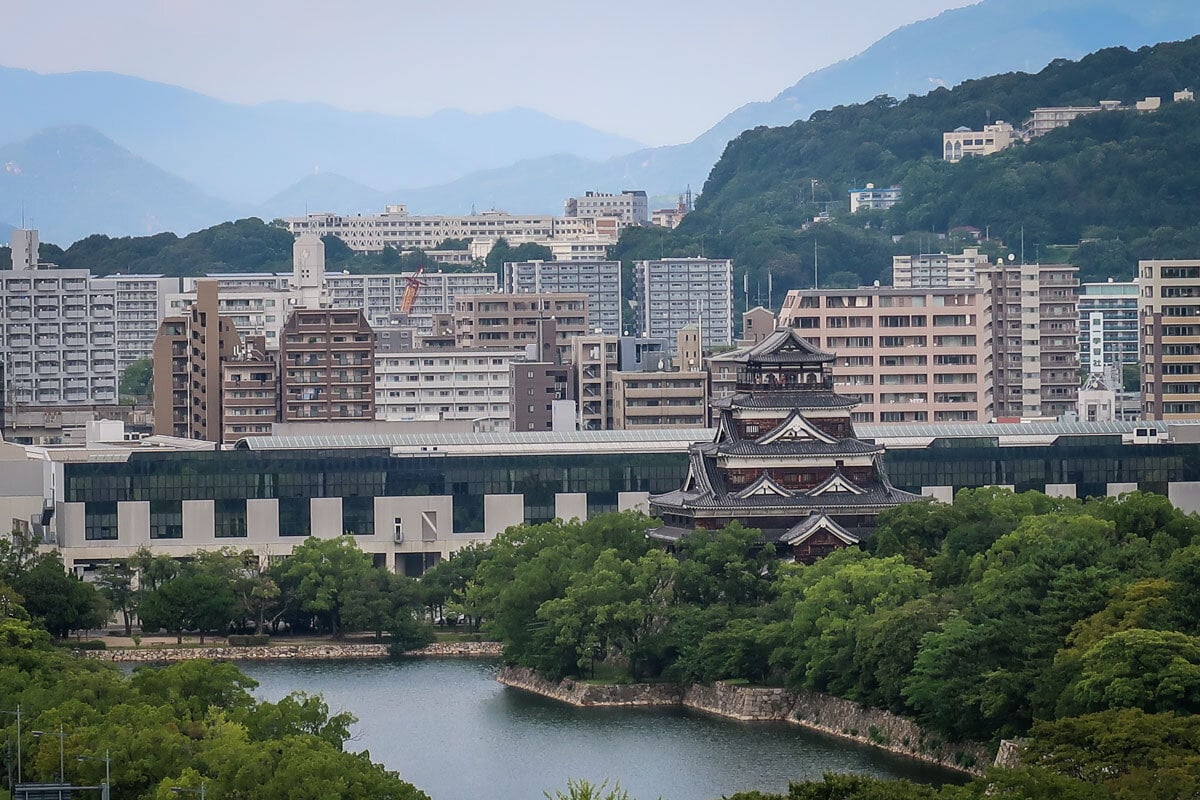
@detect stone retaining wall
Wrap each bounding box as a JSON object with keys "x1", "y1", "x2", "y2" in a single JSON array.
[
  {"x1": 497, "y1": 666, "x2": 991, "y2": 775},
  {"x1": 498, "y1": 666, "x2": 682, "y2": 706},
  {"x1": 86, "y1": 640, "x2": 502, "y2": 663}
]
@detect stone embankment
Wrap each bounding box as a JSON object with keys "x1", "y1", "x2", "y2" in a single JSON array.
[
  {"x1": 498, "y1": 666, "x2": 991, "y2": 775},
  {"x1": 86, "y1": 640, "x2": 502, "y2": 663}
]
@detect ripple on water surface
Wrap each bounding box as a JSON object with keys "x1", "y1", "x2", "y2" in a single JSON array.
[{"x1": 238, "y1": 658, "x2": 962, "y2": 800}]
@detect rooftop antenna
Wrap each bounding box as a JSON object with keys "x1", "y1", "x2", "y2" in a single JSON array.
[
  {"x1": 813, "y1": 240, "x2": 819, "y2": 290},
  {"x1": 1020, "y1": 226, "x2": 1025, "y2": 264}
]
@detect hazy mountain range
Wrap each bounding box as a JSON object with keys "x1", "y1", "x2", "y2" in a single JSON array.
[{"x1": 3, "y1": 0, "x2": 1200, "y2": 245}]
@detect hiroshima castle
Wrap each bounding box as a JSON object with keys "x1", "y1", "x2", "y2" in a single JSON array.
[{"x1": 650, "y1": 328, "x2": 920, "y2": 563}]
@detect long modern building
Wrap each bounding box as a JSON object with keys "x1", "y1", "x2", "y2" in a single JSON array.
[
  {"x1": 10, "y1": 420, "x2": 1199, "y2": 576},
  {"x1": 374, "y1": 348, "x2": 520, "y2": 427},
  {"x1": 892, "y1": 248, "x2": 990, "y2": 288},
  {"x1": 634, "y1": 258, "x2": 734, "y2": 353},
  {"x1": 1140, "y1": 259, "x2": 1200, "y2": 420},
  {"x1": 282, "y1": 205, "x2": 598, "y2": 253}
]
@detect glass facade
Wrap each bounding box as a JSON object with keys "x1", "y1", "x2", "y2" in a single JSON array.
[{"x1": 60, "y1": 440, "x2": 1200, "y2": 533}]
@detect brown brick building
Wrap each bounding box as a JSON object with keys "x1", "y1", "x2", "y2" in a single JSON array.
[{"x1": 280, "y1": 309, "x2": 375, "y2": 422}]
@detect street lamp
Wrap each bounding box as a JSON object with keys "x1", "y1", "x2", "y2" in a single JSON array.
[
  {"x1": 0, "y1": 705, "x2": 20, "y2": 786},
  {"x1": 171, "y1": 782, "x2": 207, "y2": 800},
  {"x1": 77, "y1": 748, "x2": 111, "y2": 800},
  {"x1": 31, "y1": 724, "x2": 67, "y2": 784}
]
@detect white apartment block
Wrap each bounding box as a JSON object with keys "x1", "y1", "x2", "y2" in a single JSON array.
[
  {"x1": 564, "y1": 190, "x2": 648, "y2": 225},
  {"x1": 849, "y1": 184, "x2": 902, "y2": 213},
  {"x1": 91, "y1": 274, "x2": 181, "y2": 371},
  {"x1": 635, "y1": 258, "x2": 734, "y2": 354},
  {"x1": 778, "y1": 287, "x2": 991, "y2": 424},
  {"x1": 504, "y1": 260, "x2": 623, "y2": 336},
  {"x1": 942, "y1": 122, "x2": 1018, "y2": 162},
  {"x1": 374, "y1": 349, "x2": 520, "y2": 429},
  {"x1": 467, "y1": 235, "x2": 617, "y2": 262},
  {"x1": 1078, "y1": 280, "x2": 1139, "y2": 374},
  {"x1": 326, "y1": 271, "x2": 497, "y2": 328},
  {"x1": 1, "y1": 230, "x2": 118, "y2": 406},
  {"x1": 167, "y1": 283, "x2": 294, "y2": 345},
  {"x1": 283, "y1": 205, "x2": 598, "y2": 253},
  {"x1": 892, "y1": 248, "x2": 990, "y2": 288}
]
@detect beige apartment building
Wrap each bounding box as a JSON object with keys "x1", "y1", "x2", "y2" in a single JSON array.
[
  {"x1": 980, "y1": 262, "x2": 1079, "y2": 419},
  {"x1": 612, "y1": 326, "x2": 708, "y2": 429},
  {"x1": 152, "y1": 281, "x2": 241, "y2": 440},
  {"x1": 942, "y1": 121, "x2": 1018, "y2": 162},
  {"x1": 279, "y1": 309, "x2": 376, "y2": 422},
  {"x1": 454, "y1": 292, "x2": 588, "y2": 363},
  {"x1": 221, "y1": 336, "x2": 279, "y2": 444},
  {"x1": 1139, "y1": 259, "x2": 1200, "y2": 420},
  {"x1": 777, "y1": 287, "x2": 991, "y2": 424}
]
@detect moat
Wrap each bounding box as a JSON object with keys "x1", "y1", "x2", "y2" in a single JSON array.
[{"x1": 239, "y1": 658, "x2": 961, "y2": 800}]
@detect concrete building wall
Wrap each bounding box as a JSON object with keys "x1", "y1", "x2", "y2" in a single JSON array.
[{"x1": 1139, "y1": 260, "x2": 1200, "y2": 420}]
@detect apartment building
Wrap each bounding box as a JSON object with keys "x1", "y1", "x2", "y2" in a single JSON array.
[
  {"x1": 980, "y1": 261, "x2": 1080, "y2": 420},
  {"x1": 454, "y1": 292, "x2": 588, "y2": 362},
  {"x1": 326, "y1": 270, "x2": 497, "y2": 327},
  {"x1": 942, "y1": 121, "x2": 1018, "y2": 162},
  {"x1": 152, "y1": 281, "x2": 241, "y2": 440},
  {"x1": 892, "y1": 248, "x2": 989, "y2": 288},
  {"x1": 564, "y1": 190, "x2": 649, "y2": 225},
  {"x1": 1139, "y1": 259, "x2": 1200, "y2": 420},
  {"x1": 374, "y1": 348, "x2": 519, "y2": 428},
  {"x1": 778, "y1": 287, "x2": 991, "y2": 424},
  {"x1": 1078, "y1": 280, "x2": 1139, "y2": 374},
  {"x1": 634, "y1": 258, "x2": 733, "y2": 354},
  {"x1": 89, "y1": 274, "x2": 180, "y2": 372},
  {"x1": 571, "y1": 335, "x2": 620, "y2": 431},
  {"x1": 279, "y1": 309, "x2": 375, "y2": 423},
  {"x1": 1, "y1": 230, "x2": 119, "y2": 408},
  {"x1": 283, "y1": 205, "x2": 598, "y2": 253},
  {"x1": 504, "y1": 260, "x2": 622, "y2": 336},
  {"x1": 612, "y1": 327, "x2": 708, "y2": 429},
  {"x1": 221, "y1": 336, "x2": 279, "y2": 444},
  {"x1": 848, "y1": 184, "x2": 902, "y2": 213}
]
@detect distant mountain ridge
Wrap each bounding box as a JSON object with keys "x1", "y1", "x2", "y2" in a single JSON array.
[{"x1": 0, "y1": 65, "x2": 643, "y2": 204}]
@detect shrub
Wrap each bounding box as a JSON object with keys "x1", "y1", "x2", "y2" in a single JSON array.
[
  {"x1": 227, "y1": 634, "x2": 270, "y2": 647},
  {"x1": 55, "y1": 639, "x2": 107, "y2": 650}
]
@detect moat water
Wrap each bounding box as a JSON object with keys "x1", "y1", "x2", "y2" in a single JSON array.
[{"x1": 238, "y1": 658, "x2": 960, "y2": 800}]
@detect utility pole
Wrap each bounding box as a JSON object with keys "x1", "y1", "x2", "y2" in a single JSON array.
[
  {"x1": 32, "y1": 724, "x2": 66, "y2": 784},
  {"x1": 1, "y1": 705, "x2": 19, "y2": 786}
]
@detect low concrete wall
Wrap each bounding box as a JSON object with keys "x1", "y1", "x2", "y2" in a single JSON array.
[
  {"x1": 86, "y1": 640, "x2": 502, "y2": 663},
  {"x1": 498, "y1": 666, "x2": 991, "y2": 775}
]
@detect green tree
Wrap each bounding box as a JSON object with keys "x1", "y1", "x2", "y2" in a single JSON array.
[
  {"x1": 271, "y1": 536, "x2": 379, "y2": 637},
  {"x1": 119, "y1": 357, "x2": 153, "y2": 402},
  {"x1": 1072, "y1": 629, "x2": 1200, "y2": 714},
  {"x1": 96, "y1": 558, "x2": 137, "y2": 636},
  {"x1": 13, "y1": 552, "x2": 108, "y2": 639}
]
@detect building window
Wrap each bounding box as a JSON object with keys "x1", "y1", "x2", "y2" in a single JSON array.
[
  {"x1": 84, "y1": 501, "x2": 118, "y2": 541},
  {"x1": 150, "y1": 499, "x2": 184, "y2": 539},
  {"x1": 214, "y1": 498, "x2": 247, "y2": 538}
]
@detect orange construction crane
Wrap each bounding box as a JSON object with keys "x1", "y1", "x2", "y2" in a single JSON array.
[{"x1": 399, "y1": 267, "x2": 427, "y2": 314}]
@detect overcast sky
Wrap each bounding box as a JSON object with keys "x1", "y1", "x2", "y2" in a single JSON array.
[{"x1": 4, "y1": 0, "x2": 977, "y2": 145}]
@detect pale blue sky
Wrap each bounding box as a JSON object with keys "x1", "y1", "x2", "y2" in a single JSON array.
[{"x1": 4, "y1": 0, "x2": 976, "y2": 145}]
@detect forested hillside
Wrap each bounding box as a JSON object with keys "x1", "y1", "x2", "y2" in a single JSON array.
[{"x1": 616, "y1": 36, "x2": 1200, "y2": 292}]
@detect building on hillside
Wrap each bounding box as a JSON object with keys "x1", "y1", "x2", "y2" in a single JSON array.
[
  {"x1": 892, "y1": 248, "x2": 989, "y2": 288},
  {"x1": 454, "y1": 292, "x2": 588, "y2": 363},
  {"x1": 374, "y1": 348, "x2": 519, "y2": 428},
  {"x1": 634, "y1": 258, "x2": 733, "y2": 354},
  {"x1": 564, "y1": 190, "x2": 648, "y2": 225},
  {"x1": 220, "y1": 336, "x2": 279, "y2": 444},
  {"x1": 1024, "y1": 101, "x2": 1124, "y2": 138},
  {"x1": 777, "y1": 287, "x2": 991, "y2": 424},
  {"x1": 152, "y1": 280, "x2": 242, "y2": 440},
  {"x1": 648, "y1": 328, "x2": 920, "y2": 561},
  {"x1": 282, "y1": 205, "x2": 597, "y2": 253},
  {"x1": 1139, "y1": 259, "x2": 1200, "y2": 420},
  {"x1": 980, "y1": 261, "x2": 1080, "y2": 420},
  {"x1": 942, "y1": 121, "x2": 1018, "y2": 162},
  {"x1": 848, "y1": 184, "x2": 902, "y2": 213},
  {"x1": 504, "y1": 260, "x2": 623, "y2": 336},
  {"x1": 1078, "y1": 279, "x2": 1139, "y2": 375},
  {"x1": 279, "y1": 309, "x2": 375, "y2": 423}
]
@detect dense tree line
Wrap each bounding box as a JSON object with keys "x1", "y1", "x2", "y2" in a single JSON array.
[
  {"x1": 450, "y1": 494, "x2": 1200, "y2": 798},
  {"x1": 0, "y1": 596, "x2": 429, "y2": 799},
  {"x1": 1, "y1": 534, "x2": 438, "y2": 648},
  {"x1": 615, "y1": 36, "x2": 1200, "y2": 292}
]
